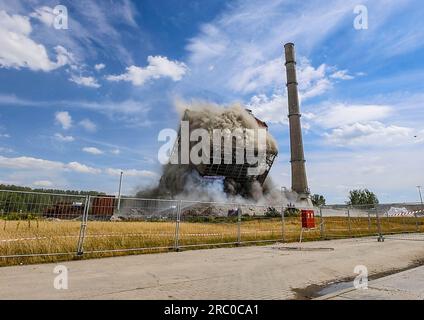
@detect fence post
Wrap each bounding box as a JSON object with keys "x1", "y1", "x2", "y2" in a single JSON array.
[
  {"x1": 76, "y1": 195, "x2": 90, "y2": 256},
  {"x1": 281, "y1": 206, "x2": 285, "y2": 242},
  {"x1": 174, "y1": 200, "x2": 181, "y2": 252},
  {"x1": 319, "y1": 207, "x2": 325, "y2": 239},
  {"x1": 367, "y1": 211, "x2": 371, "y2": 231},
  {"x1": 347, "y1": 208, "x2": 352, "y2": 235},
  {"x1": 414, "y1": 211, "x2": 419, "y2": 233},
  {"x1": 376, "y1": 205, "x2": 384, "y2": 242},
  {"x1": 237, "y1": 206, "x2": 241, "y2": 246}
]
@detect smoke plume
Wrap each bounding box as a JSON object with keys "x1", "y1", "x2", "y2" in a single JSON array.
[{"x1": 137, "y1": 101, "x2": 283, "y2": 204}]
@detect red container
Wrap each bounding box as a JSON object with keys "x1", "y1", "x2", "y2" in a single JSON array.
[
  {"x1": 301, "y1": 210, "x2": 315, "y2": 228},
  {"x1": 91, "y1": 196, "x2": 116, "y2": 217}
]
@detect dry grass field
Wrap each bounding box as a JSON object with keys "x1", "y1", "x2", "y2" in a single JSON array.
[{"x1": 1, "y1": 216, "x2": 422, "y2": 267}]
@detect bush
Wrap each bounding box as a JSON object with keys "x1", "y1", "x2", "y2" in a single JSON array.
[
  {"x1": 1, "y1": 212, "x2": 38, "y2": 220},
  {"x1": 284, "y1": 207, "x2": 301, "y2": 217},
  {"x1": 265, "y1": 207, "x2": 281, "y2": 217},
  {"x1": 311, "y1": 194, "x2": 326, "y2": 207}
]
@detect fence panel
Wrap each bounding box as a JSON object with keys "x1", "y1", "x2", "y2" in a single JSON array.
[
  {"x1": 80, "y1": 196, "x2": 179, "y2": 255},
  {"x1": 320, "y1": 205, "x2": 350, "y2": 239},
  {"x1": 347, "y1": 205, "x2": 379, "y2": 237},
  {"x1": 238, "y1": 204, "x2": 284, "y2": 244},
  {"x1": 177, "y1": 200, "x2": 239, "y2": 248},
  {"x1": 0, "y1": 190, "x2": 87, "y2": 265},
  {"x1": 319, "y1": 204, "x2": 379, "y2": 239},
  {"x1": 376, "y1": 203, "x2": 424, "y2": 240}
]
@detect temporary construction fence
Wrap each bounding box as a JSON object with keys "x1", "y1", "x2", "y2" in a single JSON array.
[
  {"x1": 0, "y1": 189, "x2": 423, "y2": 266},
  {"x1": 0, "y1": 190, "x2": 87, "y2": 264}
]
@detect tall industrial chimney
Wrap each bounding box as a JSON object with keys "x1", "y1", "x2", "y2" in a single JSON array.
[{"x1": 284, "y1": 43, "x2": 310, "y2": 198}]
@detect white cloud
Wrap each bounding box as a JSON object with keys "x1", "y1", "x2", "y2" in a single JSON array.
[
  {"x1": 79, "y1": 119, "x2": 97, "y2": 132},
  {"x1": 297, "y1": 61, "x2": 327, "y2": 90},
  {"x1": 106, "y1": 168, "x2": 158, "y2": 178},
  {"x1": 20, "y1": 1, "x2": 140, "y2": 71},
  {"x1": 184, "y1": 0, "x2": 366, "y2": 99},
  {"x1": 230, "y1": 58, "x2": 282, "y2": 93},
  {"x1": 69, "y1": 75, "x2": 101, "y2": 88},
  {"x1": 111, "y1": 149, "x2": 120, "y2": 155},
  {"x1": 54, "y1": 133, "x2": 74, "y2": 142},
  {"x1": 66, "y1": 161, "x2": 101, "y2": 174},
  {"x1": 95, "y1": 63, "x2": 105, "y2": 71},
  {"x1": 301, "y1": 78, "x2": 332, "y2": 100},
  {"x1": 0, "y1": 94, "x2": 151, "y2": 127},
  {"x1": 186, "y1": 23, "x2": 229, "y2": 64},
  {"x1": 330, "y1": 70, "x2": 354, "y2": 80},
  {"x1": 247, "y1": 94, "x2": 288, "y2": 124},
  {"x1": 82, "y1": 147, "x2": 103, "y2": 155},
  {"x1": 0, "y1": 156, "x2": 59, "y2": 170},
  {"x1": 74, "y1": 99, "x2": 150, "y2": 117},
  {"x1": 0, "y1": 155, "x2": 161, "y2": 193},
  {"x1": 0, "y1": 155, "x2": 101, "y2": 174},
  {"x1": 323, "y1": 121, "x2": 415, "y2": 146},
  {"x1": 106, "y1": 55, "x2": 188, "y2": 86},
  {"x1": 227, "y1": 56, "x2": 334, "y2": 96},
  {"x1": 0, "y1": 133, "x2": 10, "y2": 138},
  {"x1": 33, "y1": 180, "x2": 53, "y2": 187},
  {"x1": 0, "y1": 10, "x2": 72, "y2": 71},
  {"x1": 29, "y1": 6, "x2": 55, "y2": 26},
  {"x1": 314, "y1": 104, "x2": 393, "y2": 128},
  {"x1": 55, "y1": 111, "x2": 72, "y2": 130},
  {"x1": 246, "y1": 59, "x2": 337, "y2": 123}
]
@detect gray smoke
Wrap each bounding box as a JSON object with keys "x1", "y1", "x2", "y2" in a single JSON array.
[{"x1": 137, "y1": 101, "x2": 283, "y2": 204}]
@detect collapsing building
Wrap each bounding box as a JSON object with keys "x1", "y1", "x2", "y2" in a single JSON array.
[
  {"x1": 177, "y1": 107, "x2": 277, "y2": 186},
  {"x1": 140, "y1": 104, "x2": 279, "y2": 202}
]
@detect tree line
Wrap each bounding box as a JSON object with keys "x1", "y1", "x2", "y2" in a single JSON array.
[
  {"x1": 0, "y1": 184, "x2": 107, "y2": 216},
  {"x1": 311, "y1": 188, "x2": 379, "y2": 207},
  {"x1": 0, "y1": 184, "x2": 106, "y2": 196}
]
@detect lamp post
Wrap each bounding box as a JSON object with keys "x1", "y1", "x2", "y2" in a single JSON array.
[
  {"x1": 417, "y1": 186, "x2": 423, "y2": 207},
  {"x1": 117, "y1": 171, "x2": 123, "y2": 212}
]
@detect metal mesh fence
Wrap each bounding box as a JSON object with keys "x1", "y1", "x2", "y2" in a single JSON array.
[
  {"x1": 239, "y1": 204, "x2": 285, "y2": 244},
  {"x1": 319, "y1": 205, "x2": 379, "y2": 239},
  {"x1": 375, "y1": 203, "x2": 424, "y2": 241},
  {"x1": 0, "y1": 189, "x2": 423, "y2": 266},
  {"x1": 178, "y1": 201, "x2": 238, "y2": 248},
  {"x1": 0, "y1": 190, "x2": 87, "y2": 263},
  {"x1": 82, "y1": 197, "x2": 179, "y2": 255}
]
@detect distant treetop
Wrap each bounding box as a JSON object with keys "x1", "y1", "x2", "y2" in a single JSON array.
[
  {"x1": 347, "y1": 189, "x2": 379, "y2": 207},
  {"x1": 0, "y1": 184, "x2": 107, "y2": 196}
]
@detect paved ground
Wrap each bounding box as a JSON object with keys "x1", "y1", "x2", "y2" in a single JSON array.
[
  {"x1": 1, "y1": 236, "x2": 424, "y2": 300},
  {"x1": 319, "y1": 265, "x2": 424, "y2": 300}
]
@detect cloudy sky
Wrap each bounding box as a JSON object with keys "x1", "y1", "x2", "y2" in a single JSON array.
[{"x1": 0, "y1": 0, "x2": 423, "y2": 203}]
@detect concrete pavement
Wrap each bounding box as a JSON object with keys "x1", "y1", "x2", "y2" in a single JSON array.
[
  {"x1": 1, "y1": 237, "x2": 424, "y2": 299},
  {"x1": 318, "y1": 265, "x2": 424, "y2": 300}
]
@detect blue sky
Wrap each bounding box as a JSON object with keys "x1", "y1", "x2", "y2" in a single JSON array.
[{"x1": 0, "y1": 0, "x2": 423, "y2": 203}]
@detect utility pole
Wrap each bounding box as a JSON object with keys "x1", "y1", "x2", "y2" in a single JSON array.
[{"x1": 117, "y1": 171, "x2": 123, "y2": 212}]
